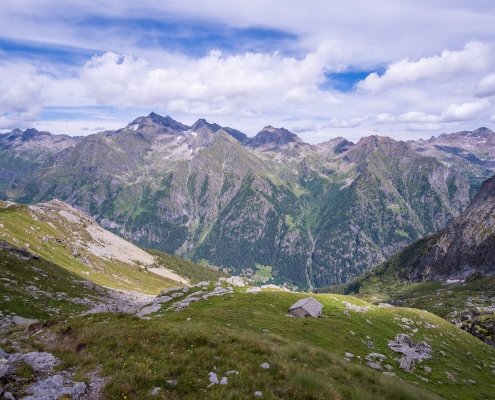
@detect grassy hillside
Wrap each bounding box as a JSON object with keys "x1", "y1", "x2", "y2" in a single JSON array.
[
  {"x1": 0, "y1": 241, "x2": 100, "y2": 322},
  {"x1": 0, "y1": 201, "x2": 225, "y2": 295},
  {"x1": 147, "y1": 248, "x2": 228, "y2": 283},
  {"x1": 2, "y1": 286, "x2": 495, "y2": 399}
]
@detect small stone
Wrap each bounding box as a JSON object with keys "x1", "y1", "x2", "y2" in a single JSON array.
[
  {"x1": 220, "y1": 377, "x2": 228, "y2": 385},
  {"x1": 383, "y1": 372, "x2": 396, "y2": 377},
  {"x1": 166, "y1": 380, "x2": 177, "y2": 386},
  {"x1": 225, "y1": 370, "x2": 238, "y2": 375},
  {"x1": 209, "y1": 372, "x2": 219, "y2": 384},
  {"x1": 254, "y1": 391, "x2": 263, "y2": 397},
  {"x1": 367, "y1": 341, "x2": 374, "y2": 348},
  {"x1": 150, "y1": 386, "x2": 161, "y2": 395},
  {"x1": 424, "y1": 366, "x2": 432, "y2": 373},
  {"x1": 439, "y1": 350, "x2": 446, "y2": 356},
  {"x1": 187, "y1": 318, "x2": 191, "y2": 321},
  {"x1": 2, "y1": 392, "x2": 15, "y2": 400},
  {"x1": 367, "y1": 362, "x2": 383, "y2": 371},
  {"x1": 260, "y1": 362, "x2": 270, "y2": 370},
  {"x1": 343, "y1": 310, "x2": 350, "y2": 316},
  {"x1": 345, "y1": 352, "x2": 355, "y2": 358},
  {"x1": 418, "y1": 376, "x2": 429, "y2": 382},
  {"x1": 468, "y1": 379, "x2": 476, "y2": 384}
]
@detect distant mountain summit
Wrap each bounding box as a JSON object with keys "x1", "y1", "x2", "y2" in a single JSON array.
[{"x1": 246, "y1": 126, "x2": 305, "y2": 151}]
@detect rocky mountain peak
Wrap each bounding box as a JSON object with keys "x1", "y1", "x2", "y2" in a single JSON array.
[
  {"x1": 147, "y1": 112, "x2": 189, "y2": 131},
  {"x1": 222, "y1": 127, "x2": 249, "y2": 144},
  {"x1": 247, "y1": 126, "x2": 305, "y2": 150},
  {"x1": 190, "y1": 119, "x2": 222, "y2": 133}
]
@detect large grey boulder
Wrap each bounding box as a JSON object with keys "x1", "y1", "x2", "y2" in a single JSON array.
[
  {"x1": 22, "y1": 352, "x2": 59, "y2": 372},
  {"x1": 24, "y1": 374, "x2": 87, "y2": 400},
  {"x1": 13, "y1": 316, "x2": 39, "y2": 327}
]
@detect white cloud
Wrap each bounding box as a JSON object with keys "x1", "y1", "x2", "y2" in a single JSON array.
[
  {"x1": 358, "y1": 41, "x2": 494, "y2": 93},
  {"x1": 82, "y1": 43, "x2": 348, "y2": 110},
  {"x1": 376, "y1": 100, "x2": 490, "y2": 129},
  {"x1": 0, "y1": 72, "x2": 45, "y2": 129},
  {"x1": 375, "y1": 113, "x2": 395, "y2": 123},
  {"x1": 397, "y1": 111, "x2": 441, "y2": 123},
  {"x1": 475, "y1": 72, "x2": 495, "y2": 97},
  {"x1": 322, "y1": 116, "x2": 369, "y2": 129},
  {"x1": 440, "y1": 99, "x2": 490, "y2": 121}
]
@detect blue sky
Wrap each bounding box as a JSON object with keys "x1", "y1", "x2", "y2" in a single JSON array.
[{"x1": 1, "y1": 1, "x2": 495, "y2": 142}]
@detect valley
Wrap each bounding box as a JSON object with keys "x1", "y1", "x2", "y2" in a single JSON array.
[{"x1": 2, "y1": 114, "x2": 495, "y2": 289}]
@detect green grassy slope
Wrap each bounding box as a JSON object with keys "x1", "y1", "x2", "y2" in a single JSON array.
[
  {"x1": 0, "y1": 241, "x2": 100, "y2": 321},
  {"x1": 0, "y1": 201, "x2": 225, "y2": 295},
  {"x1": 3, "y1": 287, "x2": 495, "y2": 399}
]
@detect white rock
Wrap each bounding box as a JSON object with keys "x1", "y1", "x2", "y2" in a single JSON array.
[
  {"x1": 209, "y1": 371, "x2": 219, "y2": 384},
  {"x1": 260, "y1": 362, "x2": 270, "y2": 370},
  {"x1": 254, "y1": 391, "x2": 263, "y2": 397}
]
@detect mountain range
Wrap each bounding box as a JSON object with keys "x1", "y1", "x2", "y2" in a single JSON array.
[{"x1": 2, "y1": 112, "x2": 495, "y2": 289}]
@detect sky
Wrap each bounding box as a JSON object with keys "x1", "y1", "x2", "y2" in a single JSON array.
[{"x1": 1, "y1": 1, "x2": 495, "y2": 143}]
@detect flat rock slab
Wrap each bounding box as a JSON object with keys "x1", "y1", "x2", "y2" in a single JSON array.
[
  {"x1": 23, "y1": 352, "x2": 59, "y2": 372},
  {"x1": 13, "y1": 316, "x2": 39, "y2": 326},
  {"x1": 24, "y1": 374, "x2": 86, "y2": 400},
  {"x1": 153, "y1": 295, "x2": 173, "y2": 304},
  {"x1": 136, "y1": 305, "x2": 161, "y2": 317}
]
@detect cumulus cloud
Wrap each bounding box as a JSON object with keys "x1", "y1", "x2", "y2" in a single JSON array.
[
  {"x1": 376, "y1": 100, "x2": 490, "y2": 128},
  {"x1": 322, "y1": 116, "x2": 369, "y2": 129},
  {"x1": 475, "y1": 72, "x2": 495, "y2": 97},
  {"x1": 375, "y1": 113, "x2": 395, "y2": 123},
  {"x1": 358, "y1": 41, "x2": 494, "y2": 93},
  {"x1": 0, "y1": 72, "x2": 45, "y2": 129},
  {"x1": 82, "y1": 43, "x2": 348, "y2": 110},
  {"x1": 441, "y1": 99, "x2": 490, "y2": 121},
  {"x1": 397, "y1": 111, "x2": 441, "y2": 123}
]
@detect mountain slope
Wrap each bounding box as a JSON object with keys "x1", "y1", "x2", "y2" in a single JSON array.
[
  {"x1": 317, "y1": 174, "x2": 495, "y2": 346},
  {"x1": 0, "y1": 200, "x2": 225, "y2": 294},
  {"x1": 4, "y1": 113, "x2": 495, "y2": 289}
]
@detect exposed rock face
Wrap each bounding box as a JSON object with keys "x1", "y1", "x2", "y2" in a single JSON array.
[
  {"x1": 450, "y1": 307, "x2": 495, "y2": 347},
  {"x1": 400, "y1": 174, "x2": 495, "y2": 282},
  {"x1": 5, "y1": 113, "x2": 495, "y2": 288}
]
